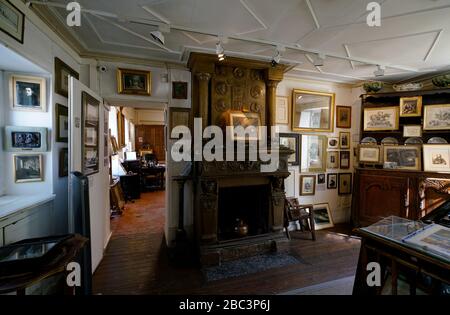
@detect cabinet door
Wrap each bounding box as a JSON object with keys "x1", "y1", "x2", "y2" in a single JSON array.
[
  {"x1": 358, "y1": 174, "x2": 409, "y2": 226},
  {"x1": 4, "y1": 206, "x2": 51, "y2": 245}
]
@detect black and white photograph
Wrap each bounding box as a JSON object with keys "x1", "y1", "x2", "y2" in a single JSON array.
[
  {"x1": 327, "y1": 174, "x2": 338, "y2": 189},
  {"x1": 327, "y1": 151, "x2": 339, "y2": 169},
  {"x1": 318, "y1": 174, "x2": 326, "y2": 185},
  {"x1": 328, "y1": 137, "x2": 339, "y2": 149},
  {"x1": 12, "y1": 75, "x2": 46, "y2": 111},
  {"x1": 313, "y1": 203, "x2": 334, "y2": 230},
  {"x1": 340, "y1": 132, "x2": 350, "y2": 149},
  {"x1": 84, "y1": 148, "x2": 99, "y2": 175},
  {"x1": 383, "y1": 145, "x2": 421, "y2": 171},
  {"x1": 14, "y1": 154, "x2": 43, "y2": 183},
  {"x1": 340, "y1": 151, "x2": 351, "y2": 169},
  {"x1": 5, "y1": 126, "x2": 48, "y2": 152}
]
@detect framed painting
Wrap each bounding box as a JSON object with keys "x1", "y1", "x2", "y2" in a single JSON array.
[
  {"x1": 82, "y1": 92, "x2": 100, "y2": 176},
  {"x1": 55, "y1": 58, "x2": 79, "y2": 98},
  {"x1": 423, "y1": 145, "x2": 450, "y2": 173},
  {"x1": 400, "y1": 96, "x2": 422, "y2": 117},
  {"x1": 14, "y1": 154, "x2": 43, "y2": 183},
  {"x1": 358, "y1": 145, "x2": 382, "y2": 164},
  {"x1": 301, "y1": 135, "x2": 327, "y2": 172},
  {"x1": 363, "y1": 107, "x2": 399, "y2": 131},
  {"x1": 0, "y1": 0, "x2": 24, "y2": 44},
  {"x1": 11, "y1": 75, "x2": 46, "y2": 112},
  {"x1": 312, "y1": 203, "x2": 334, "y2": 230},
  {"x1": 56, "y1": 104, "x2": 69, "y2": 143},
  {"x1": 327, "y1": 173, "x2": 338, "y2": 189},
  {"x1": 117, "y1": 68, "x2": 151, "y2": 96},
  {"x1": 423, "y1": 104, "x2": 450, "y2": 131},
  {"x1": 338, "y1": 173, "x2": 353, "y2": 195},
  {"x1": 276, "y1": 96, "x2": 289, "y2": 125},
  {"x1": 300, "y1": 175, "x2": 316, "y2": 196},
  {"x1": 336, "y1": 106, "x2": 352, "y2": 128},
  {"x1": 172, "y1": 81, "x2": 188, "y2": 100},
  {"x1": 383, "y1": 145, "x2": 421, "y2": 171},
  {"x1": 59, "y1": 148, "x2": 68, "y2": 177},
  {"x1": 279, "y1": 133, "x2": 300, "y2": 166},
  {"x1": 5, "y1": 126, "x2": 48, "y2": 152},
  {"x1": 229, "y1": 111, "x2": 261, "y2": 141},
  {"x1": 169, "y1": 108, "x2": 191, "y2": 140}
]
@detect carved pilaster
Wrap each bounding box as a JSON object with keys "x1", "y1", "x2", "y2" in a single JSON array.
[
  {"x1": 196, "y1": 72, "x2": 212, "y2": 129},
  {"x1": 199, "y1": 180, "x2": 218, "y2": 243},
  {"x1": 271, "y1": 176, "x2": 286, "y2": 232},
  {"x1": 266, "y1": 80, "x2": 280, "y2": 128}
]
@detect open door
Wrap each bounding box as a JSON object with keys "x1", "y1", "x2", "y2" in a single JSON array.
[{"x1": 68, "y1": 77, "x2": 111, "y2": 272}]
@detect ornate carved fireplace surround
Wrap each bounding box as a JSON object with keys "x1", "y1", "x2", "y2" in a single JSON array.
[{"x1": 188, "y1": 53, "x2": 291, "y2": 266}]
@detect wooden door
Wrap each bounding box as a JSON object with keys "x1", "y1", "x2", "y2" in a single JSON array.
[{"x1": 135, "y1": 125, "x2": 165, "y2": 162}]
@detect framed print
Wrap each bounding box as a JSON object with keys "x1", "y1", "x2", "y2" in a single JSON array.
[
  {"x1": 84, "y1": 147, "x2": 99, "y2": 175},
  {"x1": 55, "y1": 57, "x2": 79, "y2": 98},
  {"x1": 424, "y1": 104, "x2": 450, "y2": 131},
  {"x1": 14, "y1": 154, "x2": 43, "y2": 183},
  {"x1": 292, "y1": 89, "x2": 335, "y2": 132},
  {"x1": 279, "y1": 133, "x2": 300, "y2": 166},
  {"x1": 0, "y1": 0, "x2": 24, "y2": 44},
  {"x1": 328, "y1": 137, "x2": 339, "y2": 149},
  {"x1": 5, "y1": 126, "x2": 48, "y2": 152},
  {"x1": 300, "y1": 175, "x2": 316, "y2": 196},
  {"x1": 423, "y1": 145, "x2": 450, "y2": 173},
  {"x1": 59, "y1": 148, "x2": 68, "y2": 178},
  {"x1": 276, "y1": 96, "x2": 289, "y2": 125},
  {"x1": 339, "y1": 132, "x2": 351, "y2": 149},
  {"x1": 313, "y1": 203, "x2": 334, "y2": 230},
  {"x1": 338, "y1": 173, "x2": 352, "y2": 195},
  {"x1": 403, "y1": 125, "x2": 422, "y2": 138},
  {"x1": 400, "y1": 96, "x2": 422, "y2": 117},
  {"x1": 363, "y1": 107, "x2": 399, "y2": 131},
  {"x1": 172, "y1": 81, "x2": 188, "y2": 100},
  {"x1": 82, "y1": 92, "x2": 100, "y2": 176},
  {"x1": 340, "y1": 151, "x2": 351, "y2": 169},
  {"x1": 383, "y1": 145, "x2": 422, "y2": 171},
  {"x1": 327, "y1": 151, "x2": 339, "y2": 169},
  {"x1": 56, "y1": 104, "x2": 68, "y2": 143},
  {"x1": 317, "y1": 174, "x2": 326, "y2": 185},
  {"x1": 169, "y1": 108, "x2": 191, "y2": 140},
  {"x1": 11, "y1": 75, "x2": 46, "y2": 112},
  {"x1": 301, "y1": 135, "x2": 327, "y2": 172},
  {"x1": 358, "y1": 145, "x2": 381, "y2": 164},
  {"x1": 327, "y1": 174, "x2": 338, "y2": 189},
  {"x1": 85, "y1": 127, "x2": 98, "y2": 146},
  {"x1": 117, "y1": 68, "x2": 151, "y2": 96},
  {"x1": 336, "y1": 106, "x2": 352, "y2": 128},
  {"x1": 229, "y1": 111, "x2": 261, "y2": 141}
]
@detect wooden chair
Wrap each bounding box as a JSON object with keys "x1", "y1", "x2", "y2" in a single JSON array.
[{"x1": 284, "y1": 197, "x2": 316, "y2": 241}]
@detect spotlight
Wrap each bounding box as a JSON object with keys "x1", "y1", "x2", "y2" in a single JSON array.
[
  {"x1": 216, "y1": 42, "x2": 225, "y2": 61},
  {"x1": 150, "y1": 31, "x2": 165, "y2": 45},
  {"x1": 374, "y1": 65, "x2": 385, "y2": 77},
  {"x1": 313, "y1": 53, "x2": 325, "y2": 67}
]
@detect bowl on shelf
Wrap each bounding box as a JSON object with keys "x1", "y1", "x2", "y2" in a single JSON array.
[
  {"x1": 432, "y1": 75, "x2": 450, "y2": 88},
  {"x1": 393, "y1": 83, "x2": 423, "y2": 92},
  {"x1": 363, "y1": 82, "x2": 384, "y2": 93}
]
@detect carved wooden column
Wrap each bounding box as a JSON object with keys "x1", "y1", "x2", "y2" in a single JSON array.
[
  {"x1": 266, "y1": 80, "x2": 280, "y2": 128},
  {"x1": 199, "y1": 179, "x2": 218, "y2": 244},
  {"x1": 195, "y1": 73, "x2": 212, "y2": 129}
]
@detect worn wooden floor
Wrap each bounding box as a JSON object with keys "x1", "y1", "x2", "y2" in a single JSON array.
[{"x1": 93, "y1": 192, "x2": 361, "y2": 295}]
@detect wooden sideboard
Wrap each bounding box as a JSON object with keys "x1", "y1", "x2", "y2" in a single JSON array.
[{"x1": 351, "y1": 168, "x2": 450, "y2": 227}]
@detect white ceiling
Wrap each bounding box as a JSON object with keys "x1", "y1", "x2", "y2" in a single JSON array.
[
  {"x1": 33, "y1": 0, "x2": 450, "y2": 83},
  {"x1": 0, "y1": 43, "x2": 47, "y2": 74}
]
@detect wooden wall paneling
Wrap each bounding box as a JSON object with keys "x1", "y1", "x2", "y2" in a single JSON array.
[{"x1": 135, "y1": 125, "x2": 165, "y2": 162}]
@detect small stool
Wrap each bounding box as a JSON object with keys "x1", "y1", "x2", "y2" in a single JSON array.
[{"x1": 284, "y1": 197, "x2": 316, "y2": 241}]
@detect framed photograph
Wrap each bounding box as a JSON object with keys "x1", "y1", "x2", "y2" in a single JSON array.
[
  {"x1": 313, "y1": 203, "x2": 334, "y2": 230},
  {"x1": 339, "y1": 132, "x2": 351, "y2": 149},
  {"x1": 403, "y1": 125, "x2": 422, "y2": 138},
  {"x1": 82, "y1": 92, "x2": 100, "y2": 176},
  {"x1": 0, "y1": 0, "x2": 24, "y2": 44},
  {"x1": 300, "y1": 175, "x2": 316, "y2": 196},
  {"x1": 11, "y1": 75, "x2": 46, "y2": 112},
  {"x1": 383, "y1": 145, "x2": 422, "y2": 171},
  {"x1": 336, "y1": 106, "x2": 352, "y2": 128},
  {"x1": 327, "y1": 174, "x2": 338, "y2": 189},
  {"x1": 14, "y1": 154, "x2": 43, "y2": 183},
  {"x1": 400, "y1": 96, "x2": 422, "y2": 117},
  {"x1": 358, "y1": 145, "x2": 382, "y2": 164},
  {"x1": 172, "y1": 81, "x2": 188, "y2": 100},
  {"x1": 279, "y1": 133, "x2": 300, "y2": 166},
  {"x1": 84, "y1": 147, "x2": 99, "y2": 175},
  {"x1": 340, "y1": 151, "x2": 351, "y2": 169},
  {"x1": 423, "y1": 104, "x2": 450, "y2": 131},
  {"x1": 423, "y1": 145, "x2": 450, "y2": 173},
  {"x1": 85, "y1": 127, "x2": 98, "y2": 147},
  {"x1": 229, "y1": 111, "x2": 261, "y2": 141},
  {"x1": 169, "y1": 108, "x2": 191, "y2": 140},
  {"x1": 327, "y1": 151, "x2": 339, "y2": 169},
  {"x1": 276, "y1": 96, "x2": 289, "y2": 125},
  {"x1": 363, "y1": 107, "x2": 399, "y2": 131},
  {"x1": 317, "y1": 174, "x2": 326, "y2": 185},
  {"x1": 328, "y1": 137, "x2": 339, "y2": 150},
  {"x1": 55, "y1": 57, "x2": 79, "y2": 98},
  {"x1": 59, "y1": 148, "x2": 68, "y2": 178},
  {"x1": 5, "y1": 126, "x2": 48, "y2": 152},
  {"x1": 117, "y1": 68, "x2": 151, "y2": 96},
  {"x1": 55, "y1": 104, "x2": 68, "y2": 143},
  {"x1": 292, "y1": 89, "x2": 335, "y2": 133},
  {"x1": 301, "y1": 135, "x2": 327, "y2": 172},
  {"x1": 338, "y1": 173, "x2": 353, "y2": 195}
]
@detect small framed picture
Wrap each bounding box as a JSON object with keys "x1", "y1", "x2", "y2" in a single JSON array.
[
  {"x1": 14, "y1": 154, "x2": 43, "y2": 183},
  {"x1": 358, "y1": 145, "x2": 382, "y2": 164},
  {"x1": 423, "y1": 104, "x2": 450, "y2": 131},
  {"x1": 327, "y1": 174, "x2": 338, "y2": 189},
  {"x1": 340, "y1": 151, "x2": 351, "y2": 169},
  {"x1": 403, "y1": 125, "x2": 422, "y2": 138},
  {"x1": 276, "y1": 96, "x2": 289, "y2": 125},
  {"x1": 400, "y1": 96, "x2": 422, "y2": 117},
  {"x1": 5, "y1": 126, "x2": 48, "y2": 152},
  {"x1": 169, "y1": 108, "x2": 191, "y2": 139},
  {"x1": 55, "y1": 57, "x2": 79, "y2": 98},
  {"x1": 0, "y1": 0, "x2": 25, "y2": 44},
  {"x1": 279, "y1": 133, "x2": 300, "y2": 166},
  {"x1": 328, "y1": 137, "x2": 339, "y2": 150},
  {"x1": 317, "y1": 174, "x2": 326, "y2": 185},
  {"x1": 339, "y1": 132, "x2": 351, "y2": 149},
  {"x1": 363, "y1": 107, "x2": 399, "y2": 131},
  {"x1": 228, "y1": 111, "x2": 261, "y2": 141},
  {"x1": 117, "y1": 68, "x2": 151, "y2": 96},
  {"x1": 327, "y1": 151, "x2": 339, "y2": 169},
  {"x1": 59, "y1": 148, "x2": 68, "y2": 178},
  {"x1": 423, "y1": 145, "x2": 450, "y2": 173},
  {"x1": 313, "y1": 203, "x2": 334, "y2": 230},
  {"x1": 11, "y1": 75, "x2": 46, "y2": 112},
  {"x1": 172, "y1": 81, "x2": 188, "y2": 100},
  {"x1": 300, "y1": 175, "x2": 316, "y2": 196},
  {"x1": 85, "y1": 127, "x2": 98, "y2": 147},
  {"x1": 56, "y1": 104, "x2": 69, "y2": 143},
  {"x1": 336, "y1": 106, "x2": 352, "y2": 129},
  {"x1": 338, "y1": 173, "x2": 353, "y2": 195},
  {"x1": 383, "y1": 145, "x2": 422, "y2": 171}
]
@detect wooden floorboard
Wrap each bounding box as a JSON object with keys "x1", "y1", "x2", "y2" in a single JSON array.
[{"x1": 93, "y1": 191, "x2": 361, "y2": 295}]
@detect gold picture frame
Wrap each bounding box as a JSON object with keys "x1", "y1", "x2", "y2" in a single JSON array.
[
  {"x1": 363, "y1": 106, "x2": 399, "y2": 131},
  {"x1": 400, "y1": 96, "x2": 422, "y2": 117},
  {"x1": 358, "y1": 145, "x2": 382, "y2": 164},
  {"x1": 14, "y1": 154, "x2": 44, "y2": 183},
  {"x1": 339, "y1": 132, "x2": 351, "y2": 149},
  {"x1": 301, "y1": 135, "x2": 327, "y2": 172},
  {"x1": 423, "y1": 104, "x2": 450, "y2": 131},
  {"x1": 383, "y1": 145, "x2": 422, "y2": 171},
  {"x1": 117, "y1": 68, "x2": 152, "y2": 96},
  {"x1": 336, "y1": 106, "x2": 352, "y2": 129}
]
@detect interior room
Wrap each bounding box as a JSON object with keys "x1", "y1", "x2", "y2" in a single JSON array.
[{"x1": 0, "y1": 0, "x2": 449, "y2": 299}]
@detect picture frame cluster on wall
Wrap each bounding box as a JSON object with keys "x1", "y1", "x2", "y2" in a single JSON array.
[{"x1": 299, "y1": 173, "x2": 352, "y2": 196}]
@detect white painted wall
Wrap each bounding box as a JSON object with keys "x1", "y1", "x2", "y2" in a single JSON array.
[
  {"x1": 277, "y1": 77, "x2": 361, "y2": 224},
  {"x1": 136, "y1": 109, "x2": 165, "y2": 125},
  {"x1": 0, "y1": 72, "x2": 5, "y2": 196}
]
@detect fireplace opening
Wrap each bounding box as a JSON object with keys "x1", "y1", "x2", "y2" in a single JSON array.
[{"x1": 218, "y1": 185, "x2": 270, "y2": 241}]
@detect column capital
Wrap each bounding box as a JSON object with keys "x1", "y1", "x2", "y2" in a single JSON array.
[
  {"x1": 196, "y1": 72, "x2": 212, "y2": 82},
  {"x1": 266, "y1": 80, "x2": 281, "y2": 89}
]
